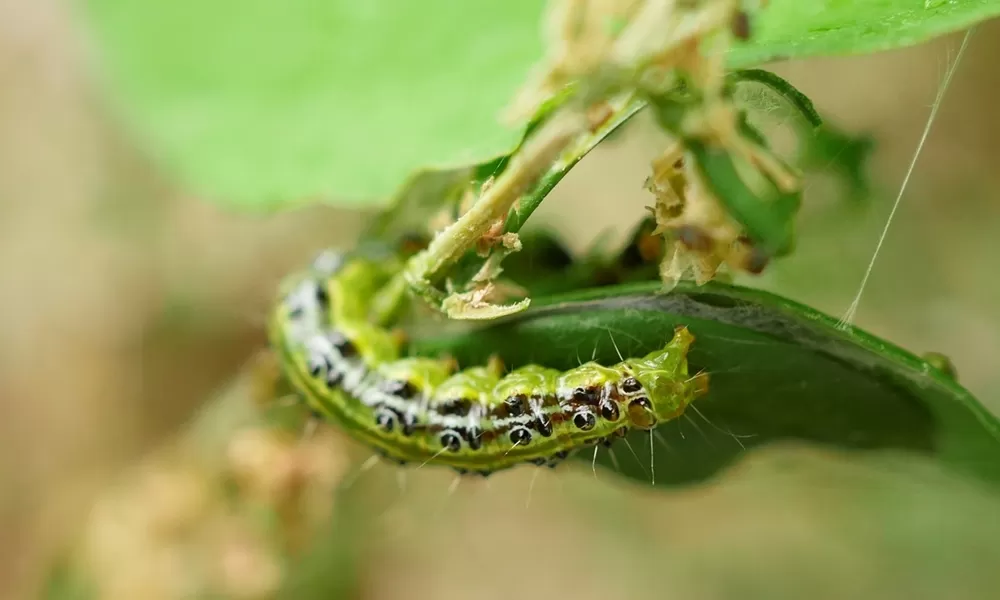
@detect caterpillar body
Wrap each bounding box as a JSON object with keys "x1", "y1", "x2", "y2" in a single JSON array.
[{"x1": 268, "y1": 251, "x2": 709, "y2": 476}]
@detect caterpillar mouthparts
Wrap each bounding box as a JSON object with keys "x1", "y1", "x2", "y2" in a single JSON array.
[{"x1": 268, "y1": 252, "x2": 708, "y2": 476}]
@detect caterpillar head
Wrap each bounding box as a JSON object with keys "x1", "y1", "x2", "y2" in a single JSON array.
[{"x1": 619, "y1": 326, "x2": 706, "y2": 429}]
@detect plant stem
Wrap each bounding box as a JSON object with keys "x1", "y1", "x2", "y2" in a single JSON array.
[
  {"x1": 403, "y1": 108, "x2": 588, "y2": 291},
  {"x1": 505, "y1": 96, "x2": 645, "y2": 233}
]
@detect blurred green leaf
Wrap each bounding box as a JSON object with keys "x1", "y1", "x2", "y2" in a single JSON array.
[
  {"x1": 729, "y1": 0, "x2": 1000, "y2": 66},
  {"x1": 83, "y1": 0, "x2": 1000, "y2": 211},
  {"x1": 43, "y1": 559, "x2": 96, "y2": 600},
  {"x1": 84, "y1": 0, "x2": 546, "y2": 209},
  {"x1": 412, "y1": 281, "x2": 1000, "y2": 487}
]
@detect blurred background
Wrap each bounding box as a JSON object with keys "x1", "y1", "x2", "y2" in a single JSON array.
[{"x1": 2, "y1": 2, "x2": 999, "y2": 599}]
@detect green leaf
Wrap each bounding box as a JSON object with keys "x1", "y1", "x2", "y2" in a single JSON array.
[
  {"x1": 360, "y1": 167, "x2": 473, "y2": 247},
  {"x1": 83, "y1": 0, "x2": 546, "y2": 209},
  {"x1": 802, "y1": 124, "x2": 876, "y2": 202},
  {"x1": 366, "y1": 96, "x2": 645, "y2": 316},
  {"x1": 729, "y1": 0, "x2": 1000, "y2": 67},
  {"x1": 729, "y1": 68, "x2": 822, "y2": 128},
  {"x1": 360, "y1": 92, "x2": 641, "y2": 250},
  {"x1": 83, "y1": 0, "x2": 1000, "y2": 210},
  {"x1": 411, "y1": 281, "x2": 1000, "y2": 487},
  {"x1": 730, "y1": 69, "x2": 876, "y2": 203},
  {"x1": 686, "y1": 137, "x2": 801, "y2": 256}
]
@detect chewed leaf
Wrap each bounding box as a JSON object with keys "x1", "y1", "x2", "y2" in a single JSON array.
[
  {"x1": 398, "y1": 97, "x2": 646, "y2": 317},
  {"x1": 729, "y1": 69, "x2": 822, "y2": 129},
  {"x1": 730, "y1": 69, "x2": 876, "y2": 203},
  {"x1": 412, "y1": 281, "x2": 1000, "y2": 487},
  {"x1": 442, "y1": 294, "x2": 532, "y2": 321},
  {"x1": 686, "y1": 138, "x2": 801, "y2": 257}
]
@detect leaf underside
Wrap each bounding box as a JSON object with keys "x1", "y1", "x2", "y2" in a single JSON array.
[{"x1": 412, "y1": 281, "x2": 1000, "y2": 487}]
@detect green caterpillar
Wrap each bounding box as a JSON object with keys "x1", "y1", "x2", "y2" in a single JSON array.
[{"x1": 268, "y1": 250, "x2": 708, "y2": 476}]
